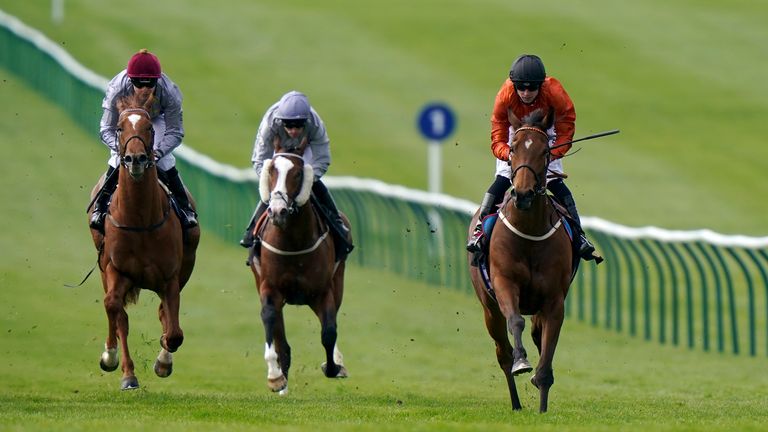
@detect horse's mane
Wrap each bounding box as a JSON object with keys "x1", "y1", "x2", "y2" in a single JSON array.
[
  {"x1": 521, "y1": 109, "x2": 546, "y2": 129},
  {"x1": 117, "y1": 92, "x2": 153, "y2": 113}
]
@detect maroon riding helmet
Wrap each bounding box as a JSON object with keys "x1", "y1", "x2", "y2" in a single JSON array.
[{"x1": 127, "y1": 49, "x2": 162, "y2": 79}]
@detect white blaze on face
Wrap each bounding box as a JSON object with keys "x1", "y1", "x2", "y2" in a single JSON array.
[
  {"x1": 269, "y1": 157, "x2": 294, "y2": 211},
  {"x1": 272, "y1": 157, "x2": 294, "y2": 198},
  {"x1": 264, "y1": 343, "x2": 283, "y2": 379},
  {"x1": 127, "y1": 114, "x2": 142, "y2": 129},
  {"x1": 525, "y1": 138, "x2": 533, "y2": 149}
]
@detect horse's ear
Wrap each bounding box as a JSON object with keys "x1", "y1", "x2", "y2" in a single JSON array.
[
  {"x1": 272, "y1": 135, "x2": 282, "y2": 152},
  {"x1": 542, "y1": 107, "x2": 555, "y2": 130},
  {"x1": 141, "y1": 93, "x2": 155, "y2": 112},
  {"x1": 508, "y1": 108, "x2": 522, "y2": 130},
  {"x1": 295, "y1": 136, "x2": 308, "y2": 154},
  {"x1": 116, "y1": 97, "x2": 128, "y2": 114}
]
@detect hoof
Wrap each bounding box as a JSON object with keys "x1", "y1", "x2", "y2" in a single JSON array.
[
  {"x1": 321, "y1": 362, "x2": 348, "y2": 378},
  {"x1": 512, "y1": 359, "x2": 533, "y2": 376},
  {"x1": 154, "y1": 359, "x2": 173, "y2": 378},
  {"x1": 99, "y1": 358, "x2": 119, "y2": 372},
  {"x1": 120, "y1": 376, "x2": 139, "y2": 390},
  {"x1": 100, "y1": 346, "x2": 119, "y2": 372},
  {"x1": 268, "y1": 375, "x2": 288, "y2": 394}
]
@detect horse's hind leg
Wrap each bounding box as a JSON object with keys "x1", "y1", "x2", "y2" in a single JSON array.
[
  {"x1": 103, "y1": 272, "x2": 138, "y2": 390},
  {"x1": 313, "y1": 290, "x2": 347, "y2": 378},
  {"x1": 482, "y1": 304, "x2": 522, "y2": 410},
  {"x1": 531, "y1": 300, "x2": 565, "y2": 413},
  {"x1": 530, "y1": 314, "x2": 543, "y2": 355},
  {"x1": 261, "y1": 290, "x2": 290, "y2": 394}
]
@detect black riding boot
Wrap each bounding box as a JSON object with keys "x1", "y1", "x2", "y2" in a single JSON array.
[
  {"x1": 312, "y1": 180, "x2": 353, "y2": 261},
  {"x1": 466, "y1": 192, "x2": 497, "y2": 253},
  {"x1": 240, "y1": 201, "x2": 268, "y2": 249},
  {"x1": 89, "y1": 166, "x2": 118, "y2": 231},
  {"x1": 162, "y1": 167, "x2": 198, "y2": 228},
  {"x1": 547, "y1": 179, "x2": 600, "y2": 262}
]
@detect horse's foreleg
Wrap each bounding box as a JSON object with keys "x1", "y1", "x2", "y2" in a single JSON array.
[
  {"x1": 103, "y1": 272, "x2": 138, "y2": 390},
  {"x1": 313, "y1": 291, "x2": 348, "y2": 379},
  {"x1": 507, "y1": 312, "x2": 532, "y2": 375},
  {"x1": 531, "y1": 300, "x2": 565, "y2": 413},
  {"x1": 159, "y1": 279, "x2": 184, "y2": 353},
  {"x1": 153, "y1": 301, "x2": 173, "y2": 378},
  {"x1": 482, "y1": 305, "x2": 522, "y2": 410},
  {"x1": 261, "y1": 291, "x2": 290, "y2": 394},
  {"x1": 496, "y1": 286, "x2": 532, "y2": 377}
]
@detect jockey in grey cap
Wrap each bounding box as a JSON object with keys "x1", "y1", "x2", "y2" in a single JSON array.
[{"x1": 240, "y1": 91, "x2": 354, "y2": 261}]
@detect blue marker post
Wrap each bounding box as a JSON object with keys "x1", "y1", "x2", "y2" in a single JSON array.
[{"x1": 417, "y1": 103, "x2": 456, "y2": 193}]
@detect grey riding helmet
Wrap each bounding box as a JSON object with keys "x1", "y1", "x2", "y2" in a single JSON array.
[{"x1": 276, "y1": 91, "x2": 311, "y2": 120}]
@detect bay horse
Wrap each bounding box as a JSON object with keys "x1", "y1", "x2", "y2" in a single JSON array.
[
  {"x1": 249, "y1": 137, "x2": 350, "y2": 395},
  {"x1": 87, "y1": 92, "x2": 200, "y2": 390},
  {"x1": 468, "y1": 108, "x2": 574, "y2": 413}
]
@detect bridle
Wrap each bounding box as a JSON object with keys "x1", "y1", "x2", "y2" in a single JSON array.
[
  {"x1": 267, "y1": 152, "x2": 306, "y2": 216},
  {"x1": 509, "y1": 126, "x2": 551, "y2": 196},
  {"x1": 106, "y1": 107, "x2": 170, "y2": 232},
  {"x1": 117, "y1": 108, "x2": 155, "y2": 170}
]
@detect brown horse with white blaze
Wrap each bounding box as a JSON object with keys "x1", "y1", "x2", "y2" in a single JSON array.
[
  {"x1": 249, "y1": 137, "x2": 350, "y2": 395},
  {"x1": 87, "y1": 92, "x2": 200, "y2": 390},
  {"x1": 468, "y1": 108, "x2": 573, "y2": 413}
]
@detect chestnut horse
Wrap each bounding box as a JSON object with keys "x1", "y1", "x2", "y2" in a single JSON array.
[
  {"x1": 87, "y1": 93, "x2": 200, "y2": 390},
  {"x1": 468, "y1": 108, "x2": 573, "y2": 413},
  {"x1": 249, "y1": 138, "x2": 350, "y2": 395}
]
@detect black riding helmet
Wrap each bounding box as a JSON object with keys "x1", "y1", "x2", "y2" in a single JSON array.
[{"x1": 509, "y1": 54, "x2": 546, "y2": 90}]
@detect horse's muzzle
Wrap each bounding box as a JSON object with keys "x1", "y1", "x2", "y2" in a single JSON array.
[
  {"x1": 122, "y1": 153, "x2": 150, "y2": 180},
  {"x1": 267, "y1": 207, "x2": 290, "y2": 228},
  {"x1": 511, "y1": 188, "x2": 534, "y2": 210}
]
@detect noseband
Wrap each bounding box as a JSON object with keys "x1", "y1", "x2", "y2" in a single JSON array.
[
  {"x1": 118, "y1": 108, "x2": 155, "y2": 169},
  {"x1": 510, "y1": 126, "x2": 550, "y2": 196}
]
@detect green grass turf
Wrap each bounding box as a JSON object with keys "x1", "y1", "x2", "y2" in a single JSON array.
[
  {"x1": 1, "y1": 0, "x2": 767, "y2": 235},
  {"x1": 2, "y1": 68, "x2": 768, "y2": 431}
]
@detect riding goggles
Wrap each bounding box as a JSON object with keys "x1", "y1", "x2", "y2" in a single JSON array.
[
  {"x1": 131, "y1": 78, "x2": 158, "y2": 88},
  {"x1": 514, "y1": 81, "x2": 540, "y2": 92},
  {"x1": 282, "y1": 119, "x2": 307, "y2": 129}
]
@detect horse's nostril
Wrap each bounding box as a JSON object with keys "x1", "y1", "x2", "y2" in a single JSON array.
[
  {"x1": 124, "y1": 155, "x2": 133, "y2": 164},
  {"x1": 138, "y1": 154, "x2": 148, "y2": 164}
]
